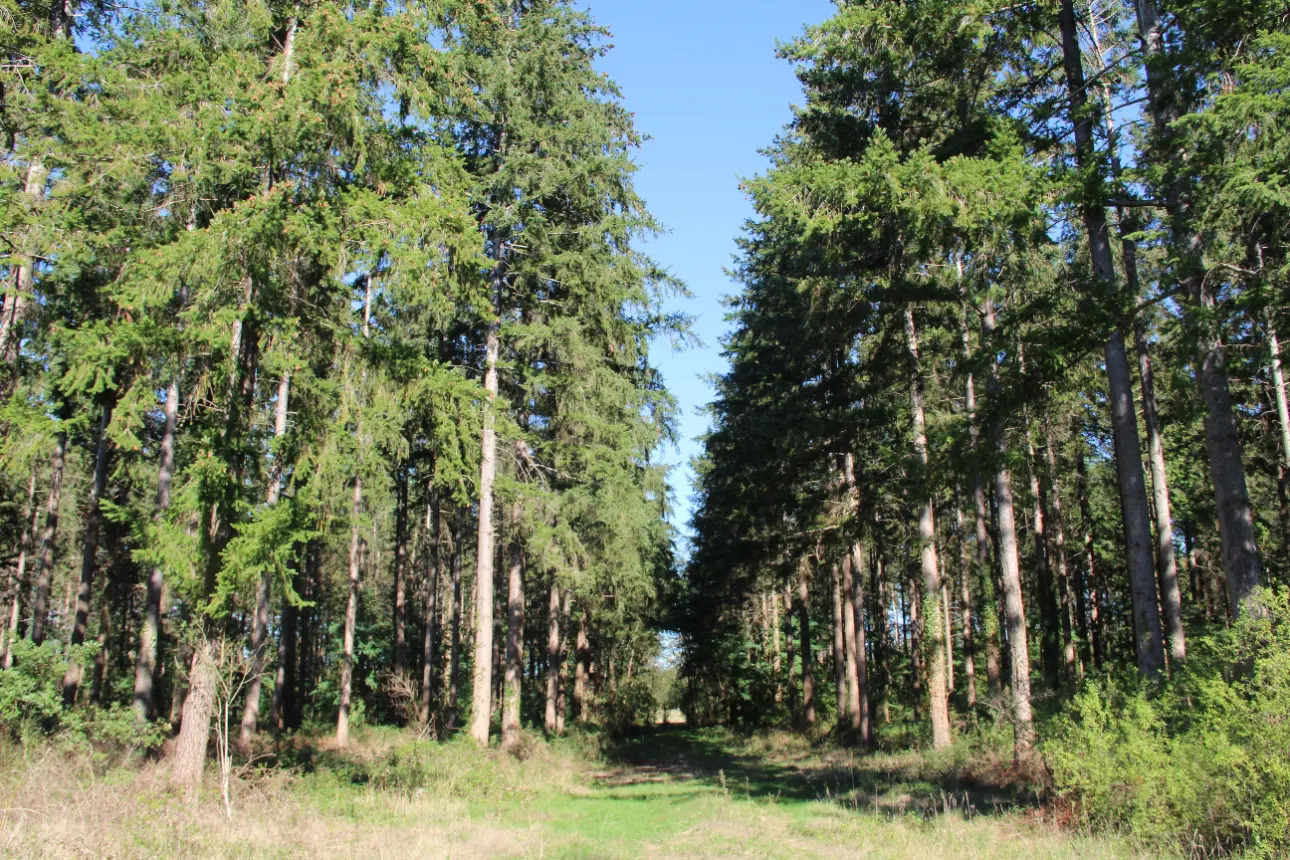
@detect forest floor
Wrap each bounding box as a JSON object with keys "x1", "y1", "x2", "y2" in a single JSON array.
[{"x1": 0, "y1": 725, "x2": 1139, "y2": 858}]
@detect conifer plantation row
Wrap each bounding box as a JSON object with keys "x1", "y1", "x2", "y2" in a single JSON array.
[
  {"x1": 1, "y1": 0, "x2": 678, "y2": 782},
  {"x1": 678, "y1": 0, "x2": 1290, "y2": 848}
]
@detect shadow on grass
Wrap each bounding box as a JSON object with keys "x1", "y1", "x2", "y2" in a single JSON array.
[{"x1": 598, "y1": 726, "x2": 1042, "y2": 818}]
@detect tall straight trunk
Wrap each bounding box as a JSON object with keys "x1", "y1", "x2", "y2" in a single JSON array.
[
  {"x1": 841, "y1": 559, "x2": 862, "y2": 728},
  {"x1": 784, "y1": 580, "x2": 797, "y2": 718},
  {"x1": 871, "y1": 544, "x2": 891, "y2": 724},
  {"x1": 796, "y1": 560, "x2": 815, "y2": 729},
  {"x1": 1043, "y1": 422, "x2": 1079, "y2": 681},
  {"x1": 1268, "y1": 316, "x2": 1290, "y2": 542},
  {"x1": 1059, "y1": 0, "x2": 1165, "y2": 675},
  {"x1": 771, "y1": 591, "x2": 783, "y2": 703},
  {"x1": 1133, "y1": 328, "x2": 1186, "y2": 663},
  {"x1": 239, "y1": 370, "x2": 290, "y2": 747},
  {"x1": 470, "y1": 260, "x2": 502, "y2": 745},
  {"x1": 0, "y1": 160, "x2": 47, "y2": 382},
  {"x1": 270, "y1": 566, "x2": 298, "y2": 732},
  {"x1": 909, "y1": 575, "x2": 922, "y2": 722},
  {"x1": 954, "y1": 504, "x2": 977, "y2": 707},
  {"x1": 843, "y1": 552, "x2": 870, "y2": 742},
  {"x1": 1025, "y1": 422, "x2": 1060, "y2": 691},
  {"x1": 573, "y1": 610, "x2": 590, "y2": 723},
  {"x1": 903, "y1": 307, "x2": 951, "y2": 749},
  {"x1": 421, "y1": 497, "x2": 441, "y2": 724},
  {"x1": 501, "y1": 507, "x2": 524, "y2": 751},
  {"x1": 392, "y1": 466, "x2": 409, "y2": 674},
  {"x1": 544, "y1": 580, "x2": 562, "y2": 733},
  {"x1": 63, "y1": 401, "x2": 113, "y2": 705},
  {"x1": 1132, "y1": 0, "x2": 1262, "y2": 617},
  {"x1": 831, "y1": 563, "x2": 846, "y2": 717},
  {"x1": 3, "y1": 468, "x2": 38, "y2": 668},
  {"x1": 556, "y1": 588, "x2": 570, "y2": 734},
  {"x1": 336, "y1": 476, "x2": 362, "y2": 747},
  {"x1": 982, "y1": 300, "x2": 1034, "y2": 756},
  {"x1": 134, "y1": 377, "x2": 179, "y2": 720},
  {"x1": 963, "y1": 312, "x2": 1002, "y2": 700}
]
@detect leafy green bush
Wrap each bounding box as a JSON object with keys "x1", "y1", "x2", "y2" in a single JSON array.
[
  {"x1": 1045, "y1": 589, "x2": 1290, "y2": 857},
  {"x1": 0, "y1": 639, "x2": 167, "y2": 754}
]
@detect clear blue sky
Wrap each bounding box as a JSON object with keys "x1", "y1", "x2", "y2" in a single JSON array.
[{"x1": 586, "y1": 0, "x2": 834, "y2": 550}]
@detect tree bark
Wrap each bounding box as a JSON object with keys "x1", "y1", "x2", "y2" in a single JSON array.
[
  {"x1": 392, "y1": 465, "x2": 409, "y2": 675},
  {"x1": 336, "y1": 476, "x2": 362, "y2": 747},
  {"x1": 470, "y1": 260, "x2": 502, "y2": 745},
  {"x1": 171, "y1": 639, "x2": 216, "y2": 789},
  {"x1": 831, "y1": 563, "x2": 846, "y2": 718},
  {"x1": 844, "y1": 551, "x2": 870, "y2": 743},
  {"x1": 501, "y1": 506, "x2": 524, "y2": 751},
  {"x1": 983, "y1": 300, "x2": 1034, "y2": 756},
  {"x1": 421, "y1": 497, "x2": 441, "y2": 725},
  {"x1": 1025, "y1": 421, "x2": 1060, "y2": 691},
  {"x1": 3, "y1": 468, "x2": 38, "y2": 668},
  {"x1": 63, "y1": 401, "x2": 113, "y2": 705},
  {"x1": 903, "y1": 307, "x2": 951, "y2": 749},
  {"x1": 544, "y1": 580, "x2": 562, "y2": 733},
  {"x1": 1043, "y1": 421, "x2": 1079, "y2": 682},
  {"x1": 0, "y1": 159, "x2": 47, "y2": 383},
  {"x1": 573, "y1": 609, "x2": 590, "y2": 724},
  {"x1": 448, "y1": 510, "x2": 463, "y2": 729},
  {"x1": 796, "y1": 559, "x2": 815, "y2": 729},
  {"x1": 954, "y1": 504, "x2": 977, "y2": 707},
  {"x1": 1058, "y1": 0, "x2": 1165, "y2": 675},
  {"x1": 134, "y1": 377, "x2": 179, "y2": 721}
]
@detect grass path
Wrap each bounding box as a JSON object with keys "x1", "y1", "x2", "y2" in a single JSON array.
[{"x1": 0, "y1": 727, "x2": 1138, "y2": 858}]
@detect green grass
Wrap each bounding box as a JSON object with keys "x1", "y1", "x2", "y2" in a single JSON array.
[{"x1": 0, "y1": 726, "x2": 1143, "y2": 858}]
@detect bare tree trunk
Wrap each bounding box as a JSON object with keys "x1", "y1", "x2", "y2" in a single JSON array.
[
  {"x1": 3, "y1": 468, "x2": 38, "y2": 668},
  {"x1": 1126, "y1": 327, "x2": 1186, "y2": 667},
  {"x1": 337, "y1": 476, "x2": 362, "y2": 748},
  {"x1": 544, "y1": 580, "x2": 562, "y2": 733},
  {"x1": 796, "y1": 559, "x2": 815, "y2": 729},
  {"x1": 963, "y1": 311, "x2": 1002, "y2": 700},
  {"x1": 831, "y1": 563, "x2": 846, "y2": 718},
  {"x1": 134, "y1": 377, "x2": 179, "y2": 720},
  {"x1": 904, "y1": 307, "x2": 951, "y2": 749},
  {"x1": 171, "y1": 639, "x2": 216, "y2": 789},
  {"x1": 909, "y1": 576, "x2": 922, "y2": 722},
  {"x1": 983, "y1": 300, "x2": 1034, "y2": 756},
  {"x1": 1076, "y1": 449, "x2": 1105, "y2": 669},
  {"x1": 421, "y1": 497, "x2": 441, "y2": 724},
  {"x1": 1268, "y1": 315, "x2": 1290, "y2": 544},
  {"x1": 501, "y1": 506, "x2": 524, "y2": 751},
  {"x1": 573, "y1": 610, "x2": 590, "y2": 724},
  {"x1": 448, "y1": 510, "x2": 463, "y2": 729},
  {"x1": 238, "y1": 370, "x2": 290, "y2": 747},
  {"x1": 63, "y1": 402, "x2": 113, "y2": 705},
  {"x1": 1059, "y1": 0, "x2": 1165, "y2": 675},
  {"x1": 392, "y1": 466, "x2": 409, "y2": 675},
  {"x1": 556, "y1": 589, "x2": 570, "y2": 734},
  {"x1": 470, "y1": 261, "x2": 502, "y2": 745},
  {"x1": 954, "y1": 504, "x2": 977, "y2": 707},
  {"x1": 844, "y1": 551, "x2": 870, "y2": 743},
  {"x1": 0, "y1": 160, "x2": 47, "y2": 382}
]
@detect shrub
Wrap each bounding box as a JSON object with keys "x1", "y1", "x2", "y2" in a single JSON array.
[{"x1": 1045, "y1": 589, "x2": 1290, "y2": 857}]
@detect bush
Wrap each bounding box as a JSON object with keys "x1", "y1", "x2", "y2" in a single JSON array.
[
  {"x1": 0, "y1": 639, "x2": 167, "y2": 754},
  {"x1": 1045, "y1": 589, "x2": 1290, "y2": 857}
]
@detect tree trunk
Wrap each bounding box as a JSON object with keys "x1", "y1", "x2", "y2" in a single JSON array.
[
  {"x1": 3, "y1": 468, "x2": 38, "y2": 668},
  {"x1": 954, "y1": 504, "x2": 977, "y2": 707},
  {"x1": 239, "y1": 370, "x2": 289, "y2": 747},
  {"x1": 336, "y1": 476, "x2": 362, "y2": 747},
  {"x1": 1043, "y1": 422, "x2": 1079, "y2": 682},
  {"x1": 831, "y1": 563, "x2": 846, "y2": 718},
  {"x1": 270, "y1": 566, "x2": 297, "y2": 733},
  {"x1": 1076, "y1": 448, "x2": 1104, "y2": 669},
  {"x1": 63, "y1": 402, "x2": 113, "y2": 705},
  {"x1": 501, "y1": 506, "x2": 524, "y2": 752},
  {"x1": 421, "y1": 497, "x2": 441, "y2": 725},
  {"x1": 544, "y1": 580, "x2": 562, "y2": 733},
  {"x1": 392, "y1": 466, "x2": 409, "y2": 675},
  {"x1": 903, "y1": 307, "x2": 951, "y2": 749},
  {"x1": 1058, "y1": 0, "x2": 1165, "y2": 675},
  {"x1": 171, "y1": 639, "x2": 216, "y2": 789},
  {"x1": 0, "y1": 159, "x2": 47, "y2": 383},
  {"x1": 1268, "y1": 315, "x2": 1290, "y2": 545},
  {"x1": 470, "y1": 262, "x2": 502, "y2": 745},
  {"x1": 134, "y1": 377, "x2": 179, "y2": 721},
  {"x1": 448, "y1": 510, "x2": 463, "y2": 729},
  {"x1": 983, "y1": 300, "x2": 1034, "y2": 756},
  {"x1": 573, "y1": 609, "x2": 590, "y2": 724},
  {"x1": 844, "y1": 551, "x2": 870, "y2": 743},
  {"x1": 796, "y1": 559, "x2": 815, "y2": 729}
]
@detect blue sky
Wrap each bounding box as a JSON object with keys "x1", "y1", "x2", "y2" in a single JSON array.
[{"x1": 586, "y1": 0, "x2": 834, "y2": 551}]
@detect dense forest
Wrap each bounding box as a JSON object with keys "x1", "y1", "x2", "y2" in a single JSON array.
[{"x1": 2, "y1": 0, "x2": 1289, "y2": 856}]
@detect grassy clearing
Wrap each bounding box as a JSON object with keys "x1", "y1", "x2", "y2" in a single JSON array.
[{"x1": 0, "y1": 726, "x2": 1139, "y2": 858}]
